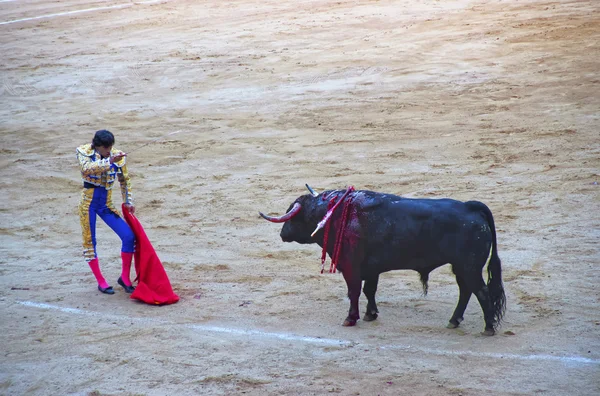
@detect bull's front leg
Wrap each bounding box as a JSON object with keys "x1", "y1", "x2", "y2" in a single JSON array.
[
  {"x1": 342, "y1": 268, "x2": 362, "y2": 326},
  {"x1": 362, "y1": 274, "x2": 380, "y2": 321}
]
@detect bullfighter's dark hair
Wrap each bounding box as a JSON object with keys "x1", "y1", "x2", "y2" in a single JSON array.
[{"x1": 92, "y1": 130, "x2": 115, "y2": 148}]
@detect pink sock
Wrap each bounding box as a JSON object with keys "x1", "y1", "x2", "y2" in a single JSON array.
[
  {"x1": 121, "y1": 252, "x2": 134, "y2": 286},
  {"x1": 88, "y1": 258, "x2": 110, "y2": 289}
]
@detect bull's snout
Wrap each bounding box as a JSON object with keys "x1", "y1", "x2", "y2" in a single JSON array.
[{"x1": 280, "y1": 224, "x2": 294, "y2": 242}]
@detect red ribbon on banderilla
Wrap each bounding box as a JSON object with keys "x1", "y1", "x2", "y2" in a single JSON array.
[{"x1": 311, "y1": 186, "x2": 356, "y2": 273}]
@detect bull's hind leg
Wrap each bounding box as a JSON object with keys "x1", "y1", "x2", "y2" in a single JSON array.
[
  {"x1": 362, "y1": 274, "x2": 380, "y2": 321},
  {"x1": 447, "y1": 275, "x2": 472, "y2": 329},
  {"x1": 464, "y1": 274, "x2": 496, "y2": 336},
  {"x1": 474, "y1": 284, "x2": 496, "y2": 336}
]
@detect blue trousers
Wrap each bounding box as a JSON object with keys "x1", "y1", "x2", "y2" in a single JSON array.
[{"x1": 79, "y1": 186, "x2": 135, "y2": 261}]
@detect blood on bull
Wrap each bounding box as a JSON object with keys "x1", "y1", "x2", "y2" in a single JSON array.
[{"x1": 260, "y1": 184, "x2": 506, "y2": 336}]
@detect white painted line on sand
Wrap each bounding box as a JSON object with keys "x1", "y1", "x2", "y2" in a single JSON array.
[
  {"x1": 18, "y1": 301, "x2": 94, "y2": 316},
  {"x1": 16, "y1": 301, "x2": 600, "y2": 365},
  {"x1": 17, "y1": 301, "x2": 351, "y2": 346},
  {"x1": 187, "y1": 324, "x2": 351, "y2": 346},
  {"x1": 380, "y1": 344, "x2": 599, "y2": 365},
  {"x1": 0, "y1": 0, "x2": 164, "y2": 26}
]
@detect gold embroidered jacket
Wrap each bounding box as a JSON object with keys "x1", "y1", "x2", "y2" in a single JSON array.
[{"x1": 76, "y1": 144, "x2": 133, "y2": 205}]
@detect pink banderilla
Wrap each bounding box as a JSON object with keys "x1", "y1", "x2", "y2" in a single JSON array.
[
  {"x1": 313, "y1": 186, "x2": 356, "y2": 273},
  {"x1": 311, "y1": 186, "x2": 355, "y2": 237}
]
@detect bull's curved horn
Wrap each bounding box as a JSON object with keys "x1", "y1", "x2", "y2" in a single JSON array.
[
  {"x1": 259, "y1": 202, "x2": 302, "y2": 223},
  {"x1": 305, "y1": 184, "x2": 319, "y2": 197}
]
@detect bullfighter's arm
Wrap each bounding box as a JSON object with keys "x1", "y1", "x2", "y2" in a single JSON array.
[{"x1": 77, "y1": 150, "x2": 111, "y2": 176}]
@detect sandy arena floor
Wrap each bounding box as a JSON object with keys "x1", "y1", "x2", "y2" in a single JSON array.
[{"x1": 1, "y1": 0, "x2": 599, "y2": 395}]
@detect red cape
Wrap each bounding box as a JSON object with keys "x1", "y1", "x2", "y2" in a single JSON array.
[{"x1": 122, "y1": 204, "x2": 179, "y2": 305}]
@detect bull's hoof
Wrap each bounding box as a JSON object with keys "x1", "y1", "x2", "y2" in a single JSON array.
[
  {"x1": 481, "y1": 328, "x2": 495, "y2": 336},
  {"x1": 363, "y1": 312, "x2": 378, "y2": 322},
  {"x1": 342, "y1": 318, "x2": 357, "y2": 326},
  {"x1": 447, "y1": 317, "x2": 463, "y2": 329}
]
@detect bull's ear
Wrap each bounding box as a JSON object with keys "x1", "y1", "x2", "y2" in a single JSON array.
[{"x1": 306, "y1": 184, "x2": 319, "y2": 197}]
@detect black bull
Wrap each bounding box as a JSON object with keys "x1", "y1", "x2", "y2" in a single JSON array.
[{"x1": 260, "y1": 185, "x2": 506, "y2": 335}]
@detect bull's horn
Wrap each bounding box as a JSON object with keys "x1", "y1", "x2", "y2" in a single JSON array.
[
  {"x1": 259, "y1": 202, "x2": 302, "y2": 223},
  {"x1": 305, "y1": 184, "x2": 319, "y2": 197}
]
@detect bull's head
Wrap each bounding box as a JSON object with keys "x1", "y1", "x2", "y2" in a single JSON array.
[{"x1": 259, "y1": 184, "x2": 328, "y2": 244}]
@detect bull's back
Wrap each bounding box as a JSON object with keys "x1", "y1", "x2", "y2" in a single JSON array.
[{"x1": 357, "y1": 195, "x2": 491, "y2": 271}]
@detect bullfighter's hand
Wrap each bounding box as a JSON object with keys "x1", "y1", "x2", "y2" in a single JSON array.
[{"x1": 110, "y1": 152, "x2": 127, "y2": 164}]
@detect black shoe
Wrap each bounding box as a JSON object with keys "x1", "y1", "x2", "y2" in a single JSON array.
[
  {"x1": 118, "y1": 277, "x2": 135, "y2": 293},
  {"x1": 98, "y1": 285, "x2": 115, "y2": 295}
]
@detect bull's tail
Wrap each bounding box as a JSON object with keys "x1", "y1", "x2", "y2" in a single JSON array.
[
  {"x1": 468, "y1": 201, "x2": 506, "y2": 328},
  {"x1": 486, "y1": 242, "x2": 506, "y2": 328}
]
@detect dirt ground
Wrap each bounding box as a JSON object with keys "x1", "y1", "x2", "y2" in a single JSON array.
[{"x1": 1, "y1": 0, "x2": 599, "y2": 395}]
